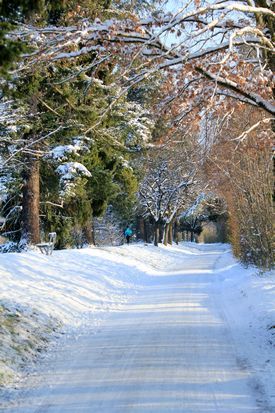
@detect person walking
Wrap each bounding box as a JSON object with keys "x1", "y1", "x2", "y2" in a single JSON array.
[{"x1": 124, "y1": 226, "x2": 133, "y2": 245}]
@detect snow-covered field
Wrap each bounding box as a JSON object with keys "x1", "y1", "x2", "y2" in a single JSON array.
[{"x1": 0, "y1": 243, "x2": 274, "y2": 412}]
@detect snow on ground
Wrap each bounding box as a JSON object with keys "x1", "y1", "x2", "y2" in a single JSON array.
[
  {"x1": 0, "y1": 303, "x2": 59, "y2": 386},
  {"x1": 0, "y1": 246, "x2": 146, "y2": 386},
  {"x1": 0, "y1": 242, "x2": 274, "y2": 410},
  {"x1": 213, "y1": 250, "x2": 275, "y2": 407}
]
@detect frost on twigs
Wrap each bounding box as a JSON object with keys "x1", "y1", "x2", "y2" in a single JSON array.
[
  {"x1": 13, "y1": 1, "x2": 274, "y2": 117},
  {"x1": 139, "y1": 147, "x2": 198, "y2": 226},
  {"x1": 94, "y1": 206, "x2": 124, "y2": 246}
]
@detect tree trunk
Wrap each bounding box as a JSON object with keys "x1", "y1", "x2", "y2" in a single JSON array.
[
  {"x1": 22, "y1": 156, "x2": 40, "y2": 244},
  {"x1": 174, "y1": 221, "x2": 179, "y2": 245},
  {"x1": 154, "y1": 221, "x2": 159, "y2": 247},
  {"x1": 163, "y1": 225, "x2": 168, "y2": 246},
  {"x1": 91, "y1": 220, "x2": 96, "y2": 245},
  {"x1": 190, "y1": 231, "x2": 194, "y2": 242},
  {"x1": 138, "y1": 216, "x2": 146, "y2": 242},
  {"x1": 144, "y1": 219, "x2": 149, "y2": 243},
  {"x1": 168, "y1": 223, "x2": 173, "y2": 245},
  {"x1": 159, "y1": 222, "x2": 164, "y2": 244},
  {"x1": 83, "y1": 221, "x2": 95, "y2": 245}
]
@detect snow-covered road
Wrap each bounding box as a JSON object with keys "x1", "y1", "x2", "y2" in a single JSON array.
[{"x1": 1, "y1": 244, "x2": 273, "y2": 413}]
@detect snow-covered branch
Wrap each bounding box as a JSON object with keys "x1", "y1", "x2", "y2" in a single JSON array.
[{"x1": 195, "y1": 66, "x2": 275, "y2": 115}]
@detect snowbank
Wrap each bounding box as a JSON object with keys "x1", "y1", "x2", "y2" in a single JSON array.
[
  {"x1": 0, "y1": 303, "x2": 59, "y2": 386},
  {"x1": 0, "y1": 246, "x2": 146, "y2": 386},
  {"x1": 0, "y1": 247, "x2": 144, "y2": 329},
  {"x1": 213, "y1": 251, "x2": 275, "y2": 405}
]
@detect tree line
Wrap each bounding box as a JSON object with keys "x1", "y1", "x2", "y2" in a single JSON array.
[{"x1": 0, "y1": 0, "x2": 273, "y2": 268}]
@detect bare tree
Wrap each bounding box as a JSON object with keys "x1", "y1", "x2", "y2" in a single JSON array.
[
  {"x1": 139, "y1": 141, "x2": 200, "y2": 246},
  {"x1": 205, "y1": 107, "x2": 273, "y2": 268}
]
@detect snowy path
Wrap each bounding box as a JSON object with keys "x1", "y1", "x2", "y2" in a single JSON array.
[{"x1": 1, "y1": 245, "x2": 271, "y2": 412}]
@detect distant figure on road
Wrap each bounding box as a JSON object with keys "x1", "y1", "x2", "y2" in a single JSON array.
[{"x1": 124, "y1": 226, "x2": 133, "y2": 245}]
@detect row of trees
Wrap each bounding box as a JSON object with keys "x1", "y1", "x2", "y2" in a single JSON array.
[
  {"x1": 0, "y1": 0, "x2": 274, "y2": 268},
  {"x1": 204, "y1": 107, "x2": 274, "y2": 268},
  {"x1": 0, "y1": 0, "x2": 156, "y2": 248},
  {"x1": 138, "y1": 132, "x2": 202, "y2": 246}
]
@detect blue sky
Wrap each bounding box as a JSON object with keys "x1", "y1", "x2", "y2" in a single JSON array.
[{"x1": 165, "y1": 0, "x2": 184, "y2": 13}]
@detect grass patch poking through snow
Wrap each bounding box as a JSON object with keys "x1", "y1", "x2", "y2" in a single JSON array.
[{"x1": 0, "y1": 302, "x2": 60, "y2": 387}]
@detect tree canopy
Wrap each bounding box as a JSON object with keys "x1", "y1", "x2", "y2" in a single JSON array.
[{"x1": 0, "y1": 0, "x2": 273, "y2": 268}]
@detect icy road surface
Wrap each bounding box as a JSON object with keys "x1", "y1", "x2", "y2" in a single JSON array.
[{"x1": 1, "y1": 244, "x2": 273, "y2": 413}]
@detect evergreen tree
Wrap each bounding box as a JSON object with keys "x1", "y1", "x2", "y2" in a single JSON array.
[
  {"x1": 0, "y1": 47, "x2": 146, "y2": 246},
  {"x1": 0, "y1": 0, "x2": 164, "y2": 247}
]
